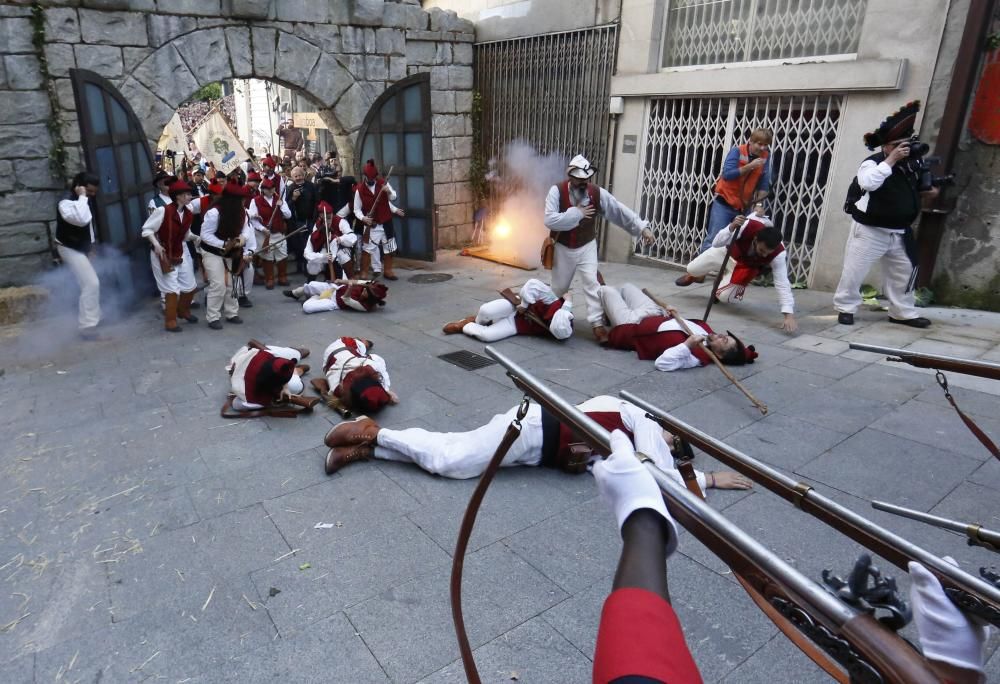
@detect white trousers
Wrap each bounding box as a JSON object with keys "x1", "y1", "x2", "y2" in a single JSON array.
[
  {"x1": 833, "y1": 222, "x2": 918, "y2": 320},
  {"x1": 57, "y1": 244, "x2": 100, "y2": 330},
  {"x1": 599, "y1": 284, "x2": 664, "y2": 328},
  {"x1": 298, "y1": 281, "x2": 340, "y2": 314},
  {"x1": 232, "y1": 345, "x2": 304, "y2": 411},
  {"x1": 149, "y1": 248, "x2": 196, "y2": 296},
  {"x1": 200, "y1": 250, "x2": 240, "y2": 322},
  {"x1": 375, "y1": 404, "x2": 544, "y2": 479},
  {"x1": 258, "y1": 230, "x2": 288, "y2": 262},
  {"x1": 686, "y1": 246, "x2": 735, "y2": 283},
  {"x1": 462, "y1": 298, "x2": 518, "y2": 342},
  {"x1": 363, "y1": 224, "x2": 396, "y2": 273},
  {"x1": 242, "y1": 263, "x2": 254, "y2": 296},
  {"x1": 550, "y1": 240, "x2": 602, "y2": 326}
]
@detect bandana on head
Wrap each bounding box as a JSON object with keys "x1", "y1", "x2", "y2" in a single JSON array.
[{"x1": 727, "y1": 330, "x2": 758, "y2": 364}]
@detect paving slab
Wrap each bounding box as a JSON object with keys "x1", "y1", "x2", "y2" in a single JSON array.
[{"x1": 871, "y1": 398, "x2": 1000, "y2": 461}]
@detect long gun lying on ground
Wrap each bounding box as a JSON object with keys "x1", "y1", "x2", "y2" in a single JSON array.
[
  {"x1": 872, "y1": 500, "x2": 1000, "y2": 554},
  {"x1": 849, "y1": 343, "x2": 1000, "y2": 460},
  {"x1": 475, "y1": 346, "x2": 942, "y2": 684},
  {"x1": 620, "y1": 389, "x2": 1000, "y2": 630}
]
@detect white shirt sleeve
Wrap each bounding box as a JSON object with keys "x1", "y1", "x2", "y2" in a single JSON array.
[
  {"x1": 141, "y1": 206, "x2": 165, "y2": 240},
  {"x1": 518, "y1": 278, "x2": 558, "y2": 305},
  {"x1": 654, "y1": 343, "x2": 703, "y2": 372},
  {"x1": 200, "y1": 209, "x2": 223, "y2": 248},
  {"x1": 246, "y1": 199, "x2": 264, "y2": 231},
  {"x1": 338, "y1": 230, "x2": 358, "y2": 250},
  {"x1": 770, "y1": 250, "x2": 795, "y2": 314},
  {"x1": 369, "y1": 354, "x2": 391, "y2": 391},
  {"x1": 58, "y1": 196, "x2": 93, "y2": 227},
  {"x1": 384, "y1": 183, "x2": 398, "y2": 202},
  {"x1": 598, "y1": 187, "x2": 648, "y2": 237},
  {"x1": 279, "y1": 197, "x2": 292, "y2": 219},
  {"x1": 712, "y1": 223, "x2": 738, "y2": 249},
  {"x1": 543, "y1": 185, "x2": 586, "y2": 232},
  {"x1": 617, "y1": 401, "x2": 708, "y2": 491},
  {"x1": 241, "y1": 217, "x2": 255, "y2": 254},
  {"x1": 857, "y1": 159, "x2": 893, "y2": 192},
  {"x1": 353, "y1": 189, "x2": 365, "y2": 221},
  {"x1": 304, "y1": 233, "x2": 325, "y2": 262}
]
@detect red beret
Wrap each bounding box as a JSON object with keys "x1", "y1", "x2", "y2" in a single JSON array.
[
  {"x1": 316, "y1": 200, "x2": 335, "y2": 216},
  {"x1": 167, "y1": 180, "x2": 193, "y2": 195},
  {"x1": 223, "y1": 181, "x2": 253, "y2": 197},
  {"x1": 246, "y1": 171, "x2": 262, "y2": 182},
  {"x1": 262, "y1": 156, "x2": 276, "y2": 168},
  {"x1": 363, "y1": 159, "x2": 379, "y2": 180},
  {"x1": 260, "y1": 177, "x2": 276, "y2": 190}
]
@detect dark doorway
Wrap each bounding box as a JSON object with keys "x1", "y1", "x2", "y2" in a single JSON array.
[
  {"x1": 70, "y1": 68, "x2": 157, "y2": 298},
  {"x1": 357, "y1": 74, "x2": 435, "y2": 261}
]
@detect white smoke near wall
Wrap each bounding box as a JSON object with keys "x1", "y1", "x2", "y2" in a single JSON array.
[
  {"x1": 2, "y1": 245, "x2": 152, "y2": 364},
  {"x1": 485, "y1": 141, "x2": 567, "y2": 267}
]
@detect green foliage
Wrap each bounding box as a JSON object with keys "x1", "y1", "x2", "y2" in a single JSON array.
[
  {"x1": 31, "y1": 3, "x2": 67, "y2": 181},
  {"x1": 187, "y1": 83, "x2": 223, "y2": 103},
  {"x1": 468, "y1": 91, "x2": 488, "y2": 208},
  {"x1": 986, "y1": 33, "x2": 1000, "y2": 51}
]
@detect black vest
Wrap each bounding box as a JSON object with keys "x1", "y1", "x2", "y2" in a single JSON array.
[
  {"x1": 55, "y1": 193, "x2": 95, "y2": 253},
  {"x1": 849, "y1": 153, "x2": 921, "y2": 228}
]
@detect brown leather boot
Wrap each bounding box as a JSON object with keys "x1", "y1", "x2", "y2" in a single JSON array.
[
  {"x1": 325, "y1": 444, "x2": 374, "y2": 475},
  {"x1": 293, "y1": 346, "x2": 310, "y2": 359},
  {"x1": 358, "y1": 252, "x2": 372, "y2": 280},
  {"x1": 324, "y1": 415, "x2": 380, "y2": 448},
  {"x1": 442, "y1": 315, "x2": 476, "y2": 335},
  {"x1": 164, "y1": 293, "x2": 181, "y2": 332},
  {"x1": 178, "y1": 290, "x2": 198, "y2": 323},
  {"x1": 263, "y1": 260, "x2": 275, "y2": 290},
  {"x1": 276, "y1": 259, "x2": 290, "y2": 286},
  {"x1": 382, "y1": 254, "x2": 398, "y2": 281},
  {"x1": 674, "y1": 273, "x2": 705, "y2": 287},
  {"x1": 343, "y1": 261, "x2": 355, "y2": 279},
  {"x1": 592, "y1": 325, "x2": 609, "y2": 345}
]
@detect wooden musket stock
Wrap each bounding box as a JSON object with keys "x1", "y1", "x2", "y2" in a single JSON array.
[
  {"x1": 482, "y1": 346, "x2": 939, "y2": 684},
  {"x1": 621, "y1": 389, "x2": 1000, "y2": 630}
]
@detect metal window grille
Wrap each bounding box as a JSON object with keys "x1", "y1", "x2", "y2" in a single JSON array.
[
  {"x1": 661, "y1": 0, "x2": 867, "y2": 68},
  {"x1": 475, "y1": 24, "x2": 619, "y2": 184},
  {"x1": 635, "y1": 94, "x2": 843, "y2": 283}
]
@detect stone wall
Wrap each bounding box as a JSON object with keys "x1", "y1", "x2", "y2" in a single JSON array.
[{"x1": 0, "y1": 0, "x2": 476, "y2": 286}]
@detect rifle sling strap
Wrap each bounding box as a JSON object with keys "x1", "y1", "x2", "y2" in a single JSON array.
[
  {"x1": 936, "y1": 371, "x2": 1000, "y2": 461},
  {"x1": 734, "y1": 574, "x2": 849, "y2": 683}
]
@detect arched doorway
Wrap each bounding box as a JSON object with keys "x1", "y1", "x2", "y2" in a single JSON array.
[
  {"x1": 70, "y1": 68, "x2": 157, "y2": 296},
  {"x1": 357, "y1": 74, "x2": 435, "y2": 261}
]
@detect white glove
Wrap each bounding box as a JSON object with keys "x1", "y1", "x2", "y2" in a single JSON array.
[
  {"x1": 908, "y1": 558, "x2": 991, "y2": 674},
  {"x1": 593, "y1": 430, "x2": 678, "y2": 556},
  {"x1": 549, "y1": 304, "x2": 574, "y2": 340}
]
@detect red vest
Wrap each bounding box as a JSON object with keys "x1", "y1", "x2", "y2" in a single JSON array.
[
  {"x1": 253, "y1": 195, "x2": 286, "y2": 233},
  {"x1": 513, "y1": 298, "x2": 565, "y2": 336},
  {"x1": 309, "y1": 226, "x2": 328, "y2": 251},
  {"x1": 243, "y1": 350, "x2": 283, "y2": 406},
  {"x1": 158, "y1": 204, "x2": 194, "y2": 265},
  {"x1": 607, "y1": 315, "x2": 714, "y2": 365},
  {"x1": 556, "y1": 181, "x2": 601, "y2": 248},
  {"x1": 555, "y1": 411, "x2": 634, "y2": 465},
  {"x1": 729, "y1": 220, "x2": 784, "y2": 287},
  {"x1": 356, "y1": 180, "x2": 393, "y2": 224}
]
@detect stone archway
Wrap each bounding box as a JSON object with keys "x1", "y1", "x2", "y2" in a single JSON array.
[{"x1": 0, "y1": 0, "x2": 477, "y2": 285}]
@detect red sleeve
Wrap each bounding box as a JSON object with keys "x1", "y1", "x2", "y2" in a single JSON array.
[{"x1": 593, "y1": 588, "x2": 702, "y2": 684}]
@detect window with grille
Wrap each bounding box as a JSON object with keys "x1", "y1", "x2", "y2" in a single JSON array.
[
  {"x1": 661, "y1": 0, "x2": 867, "y2": 68},
  {"x1": 635, "y1": 94, "x2": 843, "y2": 283}
]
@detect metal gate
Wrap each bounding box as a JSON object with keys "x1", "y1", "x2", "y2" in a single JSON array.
[
  {"x1": 475, "y1": 24, "x2": 619, "y2": 184},
  {"x1": 635, "y1": 94, "x2": 843, "y2": 283}
]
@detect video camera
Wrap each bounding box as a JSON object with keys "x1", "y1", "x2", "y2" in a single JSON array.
[{"x1": 902, "y1": 136, "x2": 955, "y2": 192}]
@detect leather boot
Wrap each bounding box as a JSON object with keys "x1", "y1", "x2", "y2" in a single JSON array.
[
  {"x1": 276, "y1": 259, "x2": 290, "y2": 286},
  {"x1": 325, "y1": 444, "x2": 374, "y2": 475},
  {"x1": 359, "y1": 252, "x2": 372, "y2": 280},
  {"x1": 164, "y1": 293, "x2": 181, "y2": 332},
  {"x1": 263, "y1": 260, "x2": 275, "y2": 290},
  {"x1": 253, "y1": 256, "x2": 264, "y2": 285},
  {"x1": 178, "y1": 290, "x2": 198, "y2": 323},
  {"x1": 674, "y1": 273, "x2": 705, "y2": 287},
  {"x1": 343, "y1": 260, "x2": 355, "y2": 279},
  {"x1": 324, "y1": 415, "x2": 380, "y2": 448},
  {"x1": 442, "y1": 315, "x2": 476, "y2": 335},
  {"x1": 382, "y1": 254, "x2": 398, "y2": 281},
  {"x1": 592, "y1": 325, "x2": 609, "y2": 345}
]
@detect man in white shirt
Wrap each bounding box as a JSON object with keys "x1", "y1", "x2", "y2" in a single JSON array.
[{"x1": 55, "y1": 171, "x2": 102, "y2": 339}]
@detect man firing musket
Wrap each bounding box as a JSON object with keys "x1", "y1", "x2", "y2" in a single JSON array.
[{"x1": 355, "y1": 160, "x2": 406, "y2": 280}]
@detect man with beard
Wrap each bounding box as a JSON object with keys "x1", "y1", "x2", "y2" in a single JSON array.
[{"x1": 285, "y1": 165, "x2": 318, "y2": 276}]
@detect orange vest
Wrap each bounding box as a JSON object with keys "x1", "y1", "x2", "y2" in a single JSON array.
[{"x1": 714, "y1": 144, "x2": 768, "y2": 211}]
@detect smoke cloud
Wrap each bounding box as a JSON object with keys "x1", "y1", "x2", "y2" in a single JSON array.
[{"x1": 484, "y1": 141, "x2": 567, "y2": 267}]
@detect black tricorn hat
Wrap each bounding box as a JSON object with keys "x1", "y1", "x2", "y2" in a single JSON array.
[{"x1": 864, "y1": 100, "x2": 920, "y2": 150}]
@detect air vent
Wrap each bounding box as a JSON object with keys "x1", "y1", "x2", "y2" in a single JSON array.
[{"x1": 438, "y1": 350, "x2": 496, "y2": 371}]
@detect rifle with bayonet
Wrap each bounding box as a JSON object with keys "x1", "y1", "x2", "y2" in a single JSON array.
[
  {"x1": 471, "y1": 346, "x2": 942, "y2": 684},
  {"x1": 849, "y1": 343, "x2": 999, "y2": 460},
  {"x1": 621, "y1": 389, "x2": 1000, "y2": 630},
  {"x1": 872, "y1": 500, "x2": 1000, "y2": 554}
]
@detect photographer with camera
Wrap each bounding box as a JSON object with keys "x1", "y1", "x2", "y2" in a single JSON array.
[{"x1": 833, "y1": 101, "x2": 939, "y2": 328}]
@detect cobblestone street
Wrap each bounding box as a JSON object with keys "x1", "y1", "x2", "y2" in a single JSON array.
[{"x1": 1, "y1": 253, "x2": 998, "y2": 683}]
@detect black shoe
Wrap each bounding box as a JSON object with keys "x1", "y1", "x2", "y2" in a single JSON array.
[
  {"x1": 190, "y1": 300, "x2": 200, "y2": 309},
  {"x1": 79, "y1": 328, "x2": 101, "y2": 341},
  {"x1": 226, "y1": 316, "x2": 243, "y2": 324},
  {"x1": 208, "y1": 320, "x2": 223, "y2": 330},
  {"x1": 889, "y1": 316, "x2": 931, "y2": 328},
  {"x1": 283, "y1": 289, "x2": 297, "y2": 299},
  {"x1": 837, "y1": 312, "x2": 854, "y2": 325},
  {"x1": 238, "y1": 296, "x2": 253, "y2": 308},
  {"x1": 182, "y1": 314, "x2": 199, "y2": 323}
]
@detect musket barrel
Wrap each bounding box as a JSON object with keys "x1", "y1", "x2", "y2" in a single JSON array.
[
  {"x1": 621, "y1": 389, "x2": 1000, "y2": 626},
  {"x1": 873, "y1": 500, "x2": 1000, "y2": 550},
  {"x1": 484, "y1": 346, "x2": 940, "y2": 683},
  {"x1": 849, "y1": 343, "x2": 1000, "y2": 381}
]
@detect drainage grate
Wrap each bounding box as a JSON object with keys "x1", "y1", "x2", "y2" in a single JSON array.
[
  {"x1": 438, "y1": 350, "x2": 496, "y2": 371},
  {"x1": 408, "y1": 273, "x2": 453, "y2": 284}
]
